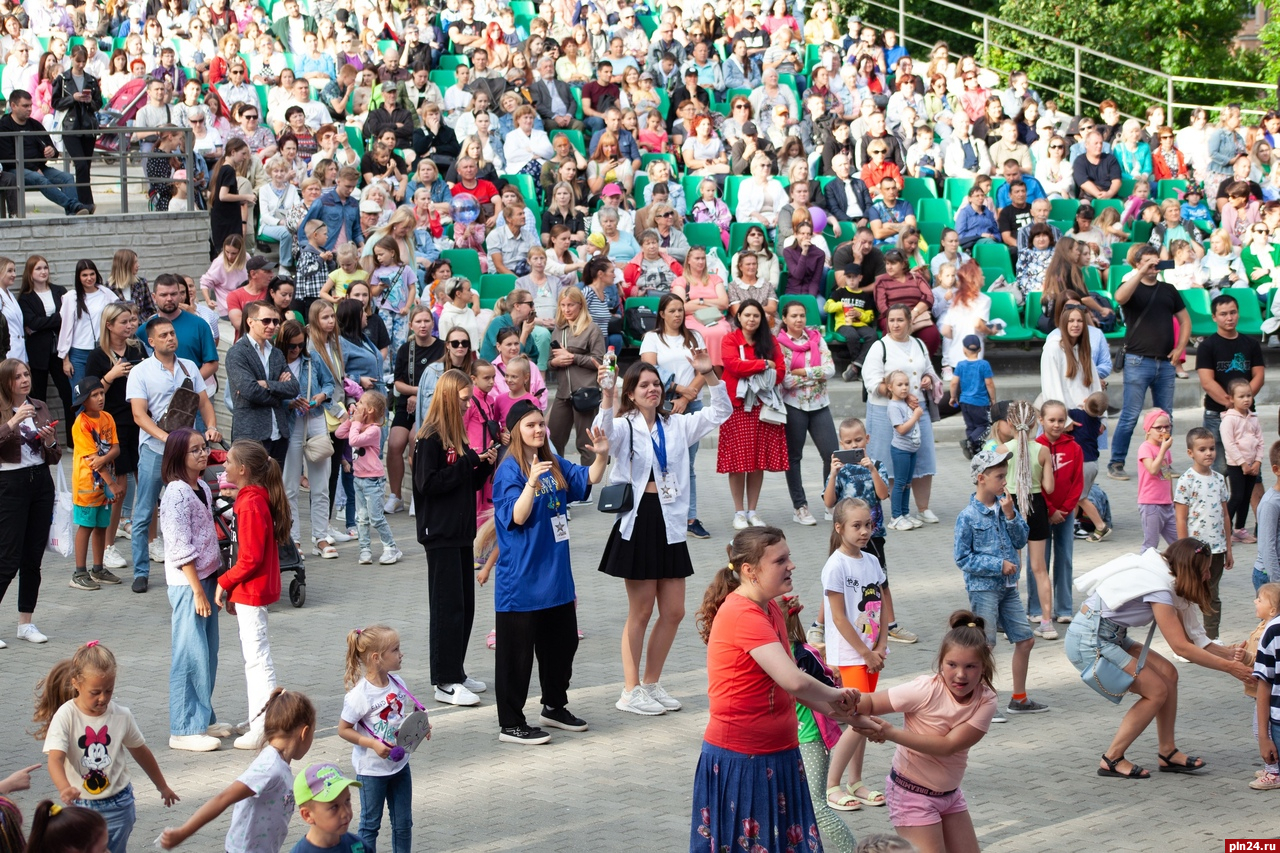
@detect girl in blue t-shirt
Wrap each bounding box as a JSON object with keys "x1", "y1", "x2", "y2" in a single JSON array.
[{"x1": 490, "y1": 401, "x2": 609, "y2": 746}]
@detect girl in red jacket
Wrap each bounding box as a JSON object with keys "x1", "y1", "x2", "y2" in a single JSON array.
[
  {"x1": 215, "y1": 440, "x2": 292, "y2": 750},
  {"x1": 1033, "y1": 400, "x2": 1084, "y2": 627}
]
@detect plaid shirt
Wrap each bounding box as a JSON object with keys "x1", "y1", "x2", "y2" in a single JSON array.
[{"x1": 295, "y1": 245, "x2": 334, "y2": 300}]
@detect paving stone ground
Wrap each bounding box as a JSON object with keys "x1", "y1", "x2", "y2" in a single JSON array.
[{"x1": 0, "y1": 405, "x2": 1275, "y2": 851}]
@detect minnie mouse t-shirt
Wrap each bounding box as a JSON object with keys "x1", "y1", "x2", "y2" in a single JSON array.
[
  {"x1": 44, "y1": 699, "x2": 146, "y2": 800},
  {"x1": 341, "y1": 676, "x2": 415, "y2": 776}
]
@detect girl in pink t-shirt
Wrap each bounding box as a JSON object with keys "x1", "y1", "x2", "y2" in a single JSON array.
[
  {"x1": 852, "y1": 611, "x2": 997, "y2": 852},
  {"x1": 1137, "y1": 408, "x2": 1177, "y2": 550}
]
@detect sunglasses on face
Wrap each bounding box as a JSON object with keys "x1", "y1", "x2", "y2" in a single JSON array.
[
  {"x1": 254, "y1": 317, "x2": 280, "y2": 326},
  {"x1": 448, "y1": 339, "x2": 471, "y2": 348},
  {"x1": 1049, "y1": 143, "x2": 1064, "y2": 149},
  {"x1": 1255, "y1": 228, "x2": 1271, "y2": 234}
]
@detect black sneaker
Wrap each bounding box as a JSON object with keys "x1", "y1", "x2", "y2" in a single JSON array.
[
  {"x1": 69, "y1": 572, "x2": 100, "y2": 591},
  {"x1": 498, "y1": 725, "x2": 551, "y2": 745},
  {"x1": 686, "y1": 519, "x2": 711, "y2": 539},
  {"x1": 539, "y1": 706, "x2": 588, "y2": 732},
  {"x1": 1107, "y1": 464, "x2": 1129, "y2": 481},
  {"x1": 131, "y1": 576, "x2": 148, "y2": 593},
  {"x1": 1006, "y1": 697, "x2": 1050, "y2": 714},
  {"x1": 959, "y1": 439, "x2": 974, "y2": 460},
  {"x1": 91, "y1": 568, "x2": 122, "y2": 585}
]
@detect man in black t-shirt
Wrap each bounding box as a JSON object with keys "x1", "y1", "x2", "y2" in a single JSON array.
[
  {"x1": 832, "y1": 227, "x2": 886, "y2": 291},
  {"x1": 1108, "y1": 246, "x2": 1190, "y2": 480},
  {"x1": 1195, "y1": 293, "x2": 1265, "y2": 473},
  {"x1": 997, "y1": 180, "x2": 1032, "y2": 261},
  {"x1": 1072, "y1": 130, "x2": 1122, "y2": 201}
]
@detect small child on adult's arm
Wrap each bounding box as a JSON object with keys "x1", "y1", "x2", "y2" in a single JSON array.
[
  {"x1": 290, "y1": 764, "x2": 364, "y2": 853},
  {"x1": 1221, "y1": 377, "x2": 1265, "y2": 544},
  {"x1": 69, "y1": 376, "x2": 122, "y2": 592},
  {"x1": 1249, "y1": 583, "x2": 1280, "y2": 791},
  {"x1": 1068, "y1": 391, "x2": 1111, "y2": 540},
  {"x1": 948, "y1": 335, "x2": 995, "y2": 459},
  {"x1": 1174, "y1": 427, "x2": 1233, "y2": 641}
]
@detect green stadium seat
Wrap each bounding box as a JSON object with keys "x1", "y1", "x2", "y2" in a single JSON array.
[
  {"x1": 902, "y1": 177, "x2": 937, "y2": 206},
  {"x1": 779, "y1": 294, "x2": 821, "y2": 326},
  {"x1": 1130, "y1": 220, "x2": 1155, "y2": 245},
  {"x1": 1108, "y1": 263, "x2": 1133, "y2": 295},
  {"x1": 479, "y1": 274, "x2": 517, "y2": 301},
  {"x1": 1224, "y1": 288, "x2": 1265, "y2": 336},
  {"x1": 633, "y1": 174, "x2": 650, "y2": 206},
  {"x1": 1049, "y1": 198, "x2": 1079, "y2": 221},
  {"x1": 944, "y1": 177, "x2": 974, "y2": 210},
  {"x1": 1025, "y1": 291, "x2": 1048, "y2": 339},
  {"x1": 723, "y1": 176, "x2": 746, "y2": 212},
  {"x1": 429, "y1": 70, "x2": 455, "y2": 90},
  {"x1": 1180, "y1": 288, "x2": 1219, "y2": 338},
  {"x1": 441, "y1": 249, "x2": 482, "y2": 284},
  {"x1": 973, "y1": 243, "x2": 1014, "y2": 281},
  {"x1": 437, "y1": 55, "x2": 468, "y2": 70},
  {"x1": 682, "y1": 174, "x2": 708, "y2": 203},
  {"x1": 986, "y1": 292, "x2": 1034, "y2": 342},
  {"x1": 917, "y1": 221, "x2": 946, "y2": 249},
  {"x1": 1111, "y1": 242, "x2": 1138, "y2": 265},
  {"x1": 623, "y1": 296, "x2": 662, "y2": 346},
  {"x1": 916, "y1": 198, "x2": 954, "y2": 226},
  {"x1": 683, "y1": 222, "x2": 723, "y2": 249},
  {"x1": 1157, "y1": 179, "x2": 1189, "y2": 200},
  {"x1": 345, "y1": 126, "x2": 364, "y2": 157},
  {"x1": 979, "y1": 267, "x2": 1007, "y2": 288}
]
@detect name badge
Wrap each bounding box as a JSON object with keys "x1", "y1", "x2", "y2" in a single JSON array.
[
  {"x1": 657, "y1": 472, "x2": 679, "y2": 505},
  {"x1": 551, "y1": 513, "x2": 570, "y2": 542}
]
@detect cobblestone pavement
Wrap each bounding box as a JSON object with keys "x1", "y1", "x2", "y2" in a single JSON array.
[{"x1": 0, "y1": 408, "x2": 1273, "y2": 851}]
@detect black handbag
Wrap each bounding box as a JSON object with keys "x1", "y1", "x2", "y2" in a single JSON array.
[
  {"x1": 624, "y1": 305, "x2": 658, "y2": 339},
  {"x1": 597, "y1": 420, "x2": 634, "y2": 514},
  {"x1": 561, "y1": 330, "x2": 603, "y2": 413}
]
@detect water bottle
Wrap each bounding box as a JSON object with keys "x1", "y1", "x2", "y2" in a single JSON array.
[{"x1": 601, "y1": 346, "x2": 617, "y2": 390}]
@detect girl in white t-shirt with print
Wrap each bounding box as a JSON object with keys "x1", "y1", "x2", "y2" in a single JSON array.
[
  {"x1": 338, "y1": 625, "x2": 429, "y2": 853},
  {"x1": 821, "y1": 497, "x2": 894, "y2": 815},
  {"x1": 159, "y1": 688, "x2": 317, "y2": 852}
]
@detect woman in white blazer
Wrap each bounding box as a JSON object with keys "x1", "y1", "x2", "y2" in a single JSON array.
[
  {"x1": 257, "y1": 154, "x2": 302, "y2": 266},
  {"x1": 593, "y1": 356, "x2": 731, "y2": 716}
]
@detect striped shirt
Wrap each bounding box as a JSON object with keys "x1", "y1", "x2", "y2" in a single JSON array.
[{"x1": 1253, "y1": 614, "x2": 1280, "y2": 724}]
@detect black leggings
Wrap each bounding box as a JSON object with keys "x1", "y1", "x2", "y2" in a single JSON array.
[
  {"x1": 1226, "y1": 464, "x2": 1259, "y2": 530},
  {"x1": 0, "y1": 465, "x2": 54, "y2": 614}
]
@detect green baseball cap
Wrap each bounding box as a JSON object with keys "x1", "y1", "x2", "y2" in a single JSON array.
[{"x1": 294, "y1": 762, "x2": 362, "y2": 805}]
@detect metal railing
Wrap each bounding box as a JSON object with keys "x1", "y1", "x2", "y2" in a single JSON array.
[
  {"x1": 1, "y1": 125, "x2": 201, "y2": 219},
  {"x1": 863, "y1": 0, "x2": 1274, "y2": 121}
]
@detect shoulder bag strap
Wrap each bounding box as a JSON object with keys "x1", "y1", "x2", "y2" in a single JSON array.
[{"x1": 1133, "y1": 622, "x2": 1158, "y2": 676}]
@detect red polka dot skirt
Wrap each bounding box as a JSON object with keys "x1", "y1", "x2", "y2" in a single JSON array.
[{"x1": 716, "y1": 404, "x2": 790, "y2": 474}]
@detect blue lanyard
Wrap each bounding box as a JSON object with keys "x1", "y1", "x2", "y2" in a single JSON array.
[
  {"x1": 541, "y1": 475, "x2": 562, "y2": 515},
  {"x1": 651, "y1": 418, "x2": 668, "y2": 476}
]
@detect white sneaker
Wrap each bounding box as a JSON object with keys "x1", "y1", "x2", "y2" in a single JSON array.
[
  {"x1": 0, "y1": 637, "x2": 6, "y2": 648},
  {"x1": 434, "y1": 683, "x2": 480, "y2": 706},
  {"x1": 462, "y1": 676, "x2": 487, "y2": 693},
  {"x1": 642, "y1": 682, "x2": 682, "y2": 711},
  {"x1": 149, "y1": 537, "x2": 165, "y2": 563},
  {"x1": 169, "y1": 734, "x2": 221, "y2": 752},
  {"x1": 615, "y1": 686, "x2": 665, "y2": 716},
  {"x1": 747, "y1": 512, "x2": 766, "y2": 527},
  {"x1": 16, "y1": 623, "x2": 47, "y2": 643},
  {"x1": 918, "y1": 509, "x2": 940, "y2": 524},
  {"x1": 384, "y1": 495, "x2": 405, "y2": 514},
  {"x1": 888, "y1": 516, "x2": 910, "y2": 531},
  {"x1": 233, "y1": 730, "x2": 264, "y2": 750},
  {"x1": 907, "y1": 515, "x2": 924, "y2": 528},
  {"x1": 823, "y1": 507, "x2": 833, "y2": 521},
  {"x1": 358, "y1": 549, "x2": 373, "y2": 565},
  {"x1": 102, "y1": 545, "x2": 127, "y2": 570},
  {"x1": 733, "y1": 511, "x2": 750, "y2": 530},
  {"x1": 793, "y1": 506, "x2": 817, "y2": 526},
  {"x1": 379, "y1": 547, "x2": 402, "y2": 565},
  {"x1": 330, "y1": 527, "x2": 354, "y2": 542},
  {"x1": 206, "y1": 722, "x2": 236, "y2": 738}
]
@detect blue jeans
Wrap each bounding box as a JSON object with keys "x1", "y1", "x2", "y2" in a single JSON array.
[
  {"x1": 1028, "y1": 518, "x2": 1076, "y2": 620},
  {"x1": 1109, "y1": 354, "x2": 1174, "y2": 469},
  {"x1": 168, "y1": 576, "x2": 220, "y2": 736},
  {"x1": 1256, "y1": 567, "x2": 1272, "y2": 592},
  {"x1": 354, "y1": 475, "x2": 396, "y2": 551},
  {"x1": 584, "y1": 116, "x2": 606, "y2": 133},
  {"x1": 1203, "y1": 409, "x2": 1227, "y2": 475},
  {"x1": 24, "y1": 165, "x2": 84, "y2": 214},
  {"x1": 969, "y1": 585, "x2": 1034, "y2": 646},
  {"x1": 889, "y1": 445, "x2": 916, "y2": 518},
  {"x1": 131, "y1": 444, "x2": 163, "y2": 579},
  {"x1": 259, "y1": 223, "x2": 294, "y2": 266},
  {"x1": 78, "y1": 785, "x2": 135, "y2": 853},
  {"x1": 686, "y1": 399, "x2": 702, "y2": 521},
  {"x1": 68, "y1": 347, "x2": 93, "y2": 409},
  {"x1": 357, "y1": 764, "x2": 413, "y2": 853}
]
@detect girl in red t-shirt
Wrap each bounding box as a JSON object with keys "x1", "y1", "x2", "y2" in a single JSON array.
[{"x1": 691, "y1": 528, "x2": 861, "y2": 853}]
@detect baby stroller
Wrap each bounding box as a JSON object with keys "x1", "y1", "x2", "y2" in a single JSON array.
[
  {"x1": 94, "y1": 77, "x2": 149, "y2": 155},
  {"x1": 206, "y1": 443, "x2": 308, "y2": 607}
]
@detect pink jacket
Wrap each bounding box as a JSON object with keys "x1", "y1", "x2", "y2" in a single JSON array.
[
  {"x1": 335, "y1": 419, "x2": 386, "y2": 479},
  {"x1": 1220, "y1": 408, "x2": 1266, "y2": 467}
]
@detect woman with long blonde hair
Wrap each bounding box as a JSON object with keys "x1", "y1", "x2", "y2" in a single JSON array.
[
  {"x1": 106, "y1": 249, "x2": 156, "y2": 318},
  {"x1": 308, "y1": 299, "x2": 355, "y2": 542},
  {"x1": 414, "y1": 369, "x2": 499, "y2": 706},
  {"x1": 547, "y1": 287, "x2": 606, "y2": 465}
]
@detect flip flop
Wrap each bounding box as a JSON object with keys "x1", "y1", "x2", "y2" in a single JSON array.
[
  {"x1": 1097, "y1": 753, "x2": 1149, "y2": 779},
  {"x1": 825, "y1": 785, "x2": 861, "y2": 812},
  {"x1": 1157, "y1": 750, "x2": 1206, "y2": 773},
  {"x1": 845, "y1": 780, "x2": 886, "y2": 806}
]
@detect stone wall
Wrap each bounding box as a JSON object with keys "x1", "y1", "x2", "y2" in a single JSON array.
[{"x1": 0, "y1": 212, "x2": 211, "y2": 280}]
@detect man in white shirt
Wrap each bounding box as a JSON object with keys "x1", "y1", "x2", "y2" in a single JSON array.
[{"x1": 125, "y1": 315, "x2": 221, "y2": 592}]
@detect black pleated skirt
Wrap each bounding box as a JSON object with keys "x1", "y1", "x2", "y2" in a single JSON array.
[{"x1": 597, "y1": 492, "x2": 694, "y2": 580}]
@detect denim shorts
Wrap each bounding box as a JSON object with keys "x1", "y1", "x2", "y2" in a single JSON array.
[
  {"x1": 968, "y1": 586, "x2": 1033, "y2": 645},
  {"x1": 1064, "y1": 604, "x2": 1138, "y2": 675}
]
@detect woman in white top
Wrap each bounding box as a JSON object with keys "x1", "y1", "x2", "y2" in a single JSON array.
[
  {"x1": 502, "y1": 105, "x2": 556, "y2": 176},
  {"x1": 257, "y1": 154, "x2": 301, "y2": 268},
  {"x1": 1038, "y1": 304, "x2": 1101, "y2": 410},
  {"x1": 862, "y1": 304, "x2": 942, "y2": 523},
  {"x1": 729, "y1": 224, "x2": 781, "y2": 291},
  {"x1": 939, "y1": 261, "x2": 992, "y2": 373},
  {"x1": 1035, "y1": 135, "x2": 1075, "y2": 199},
  {"x1": 435, "y1": 277, "x2": 490, "y2": 350},
  {"x1": 735, "y1": 151, "x2": 790, "y2": 239},
  {"x1": 57, "y1": 260, "x2": 117, "y2": 395},
  {"x1": 442, "y1": 65, "x2": 475, "y2": 126},
  {"x1": 0, "y1": 257, "x2": 26, "y2": 363},
  {"x1": 593, "y1": 353, "x2": 731, "y2": 716},
  {"x1": 640, "y1": 294, "x2": 713, "y2": 536}
]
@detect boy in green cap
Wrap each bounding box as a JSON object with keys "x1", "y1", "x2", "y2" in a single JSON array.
[{"x1": 291, "y1": 763, "x2": 364, "y2": 853}]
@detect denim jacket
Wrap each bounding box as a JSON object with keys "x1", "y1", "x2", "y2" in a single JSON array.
[
  {"x1": 299, "y1": 188, "x2": 363, "y2": 252},
  {"x1": 953, "y1": 494, "x2": 1029, "y2": 591},
  {"x1": 284, "y1": 352, "x2": 336, "y2": 434}
]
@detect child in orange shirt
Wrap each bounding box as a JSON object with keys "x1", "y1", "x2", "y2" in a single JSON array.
[{"x1": 69, "y1": 376, "x2": 120, "y2": 592}]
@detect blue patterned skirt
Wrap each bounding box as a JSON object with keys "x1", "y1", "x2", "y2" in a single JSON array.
[{"x1": 690, "y1": 741, "x2": 824, "y2": 853}]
